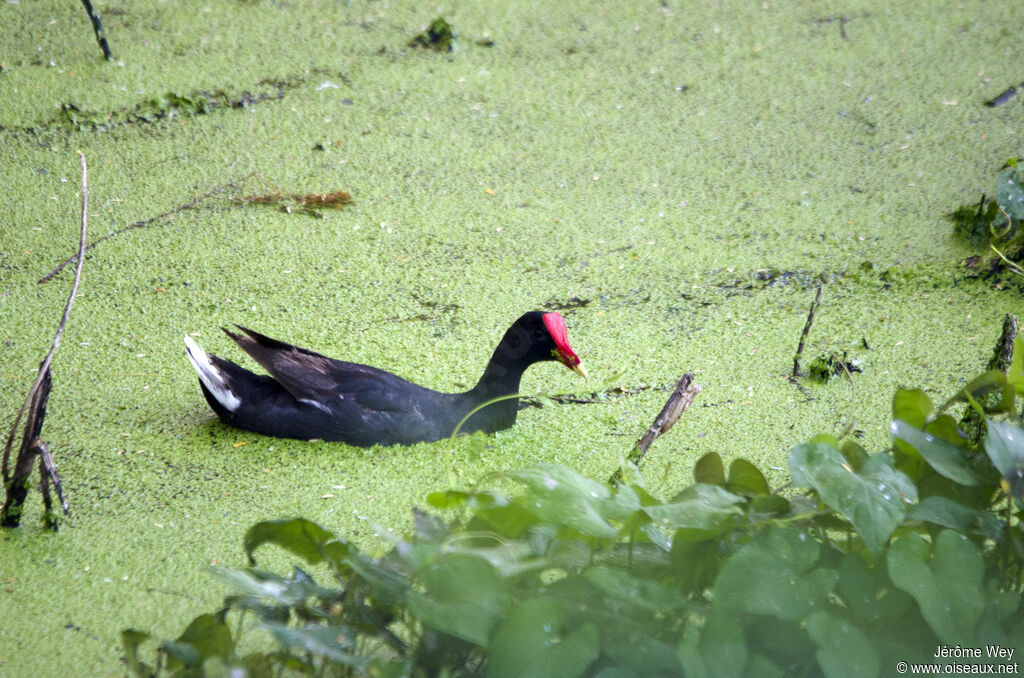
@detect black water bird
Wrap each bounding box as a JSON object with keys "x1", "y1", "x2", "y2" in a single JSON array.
[{"x1": 184, "y1": 311, "x2": 586, "y2": 446}]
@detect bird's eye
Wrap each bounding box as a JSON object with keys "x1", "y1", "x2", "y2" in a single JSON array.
[{"x1": 533, "y1": 328, "x2": 546, "y2": 340}]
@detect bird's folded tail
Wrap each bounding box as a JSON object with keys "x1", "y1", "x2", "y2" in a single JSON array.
[{"x1": 184, "y1": 335, "x2": 241, "y2": 413}]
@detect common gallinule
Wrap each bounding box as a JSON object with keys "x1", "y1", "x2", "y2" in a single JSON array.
[{"x1": 184, "y1": 311, "x2": 586, "y2": 446}]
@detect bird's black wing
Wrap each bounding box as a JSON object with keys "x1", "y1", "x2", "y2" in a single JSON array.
[{"x1": 224, "y1": 325, "x2": 429, "y2": 416}]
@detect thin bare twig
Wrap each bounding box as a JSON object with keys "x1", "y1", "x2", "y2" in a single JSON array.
[
  {"x1": 39, "y1": 441, "x2": 67, "y2": 527},
  {"x1": 80, "y1": 0, "x2": 114, "y2": 60},
  {"x1": 792, "y1": 285, "x2": 823, "y2": 377},
  {"x1": 4, "y1": 153, "x2": 88, "y2": 475},
  {"x1": 38, "y1": 172, "x2": 252, "y2": 284},
  {"x1": 2, "y1": 152, "x2": 87, "y2": 526}
]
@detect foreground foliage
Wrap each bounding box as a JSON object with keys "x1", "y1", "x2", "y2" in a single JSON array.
[{"x1": 125, "y1": 341, "x2": 1024, "y2": 677}]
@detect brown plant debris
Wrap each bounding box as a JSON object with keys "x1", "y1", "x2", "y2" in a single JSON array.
[{"x1": 233, "y1": 189, "x2": 353, "y2": 218}]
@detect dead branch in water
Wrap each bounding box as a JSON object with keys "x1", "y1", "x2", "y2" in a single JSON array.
[
  {"x1": 609, "y1": 373, "x2": 701, "y2": 484},
  {"x1": 792, "y1": 285, "x2": 823, "y2": 378},
  {"x1": 2, "y1": 152, "x2": 87, "y2": 528},
  {"x1": 233, "y1": 179, "x2": 353, "y2": 217},
  {"x1": 38, "y1": 172, "x2": 254, "y2": 284}
]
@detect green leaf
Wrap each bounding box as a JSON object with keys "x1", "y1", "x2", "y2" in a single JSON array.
[
  {"x1": 750, "y1": 494, "x2": 790, "y2": 516},
  {"x1": 727, "y1": 458, "x2": 770, "y2": 495},
  {"x1": 209, "y1": 566, "x2": 337, "y2": 613},
  {"x1": 614, "y1": 460, "x2": 648, "y2": 491},
  {"x1": 600, "y1": 625, "x2": 683, "y2": 676},
  {"x1": 806, "y1": 611, "x2": 880, "y2": 678},
  {"x1": 790, "y1": 443, "x2": 916, "y2": 554},
  {"x1": 426, "y1": 489, "x2": 505, "y2": 510},
  {"x1": 407, "y1": 554, "x2": 510, "y2": 646},
  {"x1": 985, "y1": 575, "x2": 1023, "y2": 622},
  {"x1": 713, "y1": 526, "x2": 837, "y2": 622},
  {"x1": 694, "y1": 452, "x2": 726, "y2": 486},
  {"x1": 892, "y1": 389, "x2": 932, "y2": 473},
  {"x1": 985, "y1": 420, "x2": 1024, "y2": 498},
  {"x1": 121, "y1": 629, "x2": 155, "y2": 678},
  {"x1": 507, "y1": 464, "x2": 638, "y2": 538},
  {"x1": 413, "y1": 508, "x2": 449, "y2": 541},
  {"x1": 244, "y1": 518, "x2": 350, "y2": 567},
  {"x1": 887, "y1": 530, "x2": 985, "y2": 645},
  {"x1": 160, "y1": 639, "x2": 199, "y2": 669},
  {"x1": 638, "y1": 522, "x2": 672, "y2": 551},
  {"x1": 260, "y1": 624, "x2": 362, "y2": 667},
  {"x1": 837, "y1": 553, "x2": 913, "y2": 625},
  {"x1": 670, "y1": 538, "x2": 724, "y2": 595},
  {"x1": 179, "y1": 612, "x2": 233, "y2": 660},
  {"x1": 996, "y1": 166, "x2": 1024, "y2": 220},
  {"x1": 163, "y1": 613, "x2": 233, "y2": 669},
  {"x1": 839, "y1": 440, "x2": 869, "y2": 472},
  {"x1": 699, "y1": 613, "x2": 747, "y2": 678},
  {"x1": 943, "y1": 371, "x2": 1009, "y2": 411},
  {"x1": 488, "y1": 599, "x2": 599, "y2": 678},
  {"x1": 745, "y1": 655, "x2": 785, "y2": 678},
  {"x1": 344, "y1": 550, "x2": 409, "y2": 609},
  {"x1": 925, "y1": 414, "x2": 968, "y2": 445},
  {"x1": 646, "y1": 483, "x2": 744, "y2": 540},
  {"x1": 591, "y1": 670, "x2": 637, "y2": 678},
  {"x1": 892, "y1": 388, "x2": 932, "y2": 427},
  {"x1": 210, "y1": 567, "x2": 301, "y2": 606},
  {"x1": 583, "y1": 565, "x2": 686, "y2": 614},
  {"x1": 464, "y1": 429, "x2": 489, "y2": 460},
  {"x1": 907, "y1": 496, "x2": 1003, "y2": 539},
  {"x1": 471, "y1": 502, "x2": 540, "y2": 538},
  {"x1": 445, "y1": 541, "x2": 538, "y2": 578},
  {"x1": 890, "y1": 420, "x2": 982, "y2": 486},
  {"x1": 985, "y1": 420, "x2": 1024, "y2": 479},
  {"x1": 676, "y1": 625, "x2": 708, "y2": 678},
  {"x1": 810, "y1": 432, "x2": 841, "y2": 448}
]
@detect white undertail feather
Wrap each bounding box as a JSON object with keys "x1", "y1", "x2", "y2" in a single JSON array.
[{"x1": 184, "y1": 335, "x2": 241, "y2": 412}]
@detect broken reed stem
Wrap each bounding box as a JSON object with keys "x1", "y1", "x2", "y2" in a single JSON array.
[
  {"x1": 792, "y1": 285, "x2": 823, "y2": 378},
  {"x1": 79, "y1": 0, "x2": 114, "y2": 61},
  {"x1": 39, "y1": 440, "x2": 67, "y2": 527},
  {"x1": 2, "y1": 152, "x2": 87, "y2": 526},
  {"x1": 39, "y1": 172, "x2": 253, "y2": 284},
  {"x1": 609, "y1": 374, "x2": 701, "y2": 485},
  {"x1": 1, "y1": 374, "x2": 51, "y2": 527}
]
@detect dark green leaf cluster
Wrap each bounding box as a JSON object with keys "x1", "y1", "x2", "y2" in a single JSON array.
[
  {"x1": 126, "y1": 340, "x2": 1024, "y2": 677},
  {"x1": 408, "y1": 18, "x2": 456, "y2": 53},
  {"x1": 807, "y1": 351, "x2": 862, "y2": 384},
  {"x1": 53, "y1": 85, "x2": 287, "y2": 132},
  {"x1": 950, "y1": 160, "x2": 1024, "y2": 273}
]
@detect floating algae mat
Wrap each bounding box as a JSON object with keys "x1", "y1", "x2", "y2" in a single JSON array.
[{"x1": 1, "y1": 0, "x2": 1022, "y2": 674}]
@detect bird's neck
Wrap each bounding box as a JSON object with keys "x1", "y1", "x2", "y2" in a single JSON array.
[
  {"x1": 468, "y1": 322, "x2": 535, "y2": 402},
  {"x1": 452, "y1": 348, "x2": 530, "y2": 435},
  {"x1": 470, "y1": 354, "x2": 528, "y2": 402}
]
